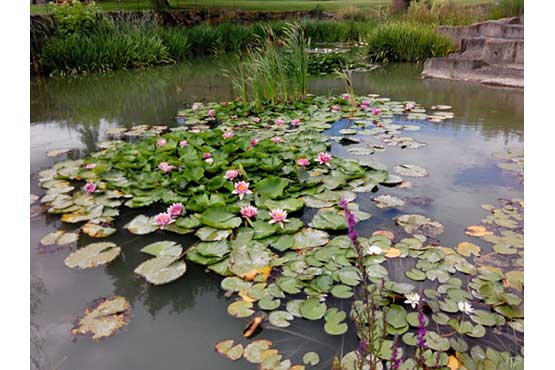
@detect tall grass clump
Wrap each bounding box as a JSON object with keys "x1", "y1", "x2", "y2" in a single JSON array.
[
  {"x1": 40, "y1": 23, "x2": 172, "y2": 76},
  {"x1": 227, "y1": 23, "x2": 309, "y2": 110},
  {"x1": 488, "y1": 0, "x2": 524, "y2": 19},
  {"x1": 366, "y1": 22, "x2": 453, "y2": 63}
]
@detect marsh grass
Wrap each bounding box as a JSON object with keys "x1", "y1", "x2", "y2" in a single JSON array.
[{"x1": 366, "y1": 22, "x2": 453, "y2": 63}]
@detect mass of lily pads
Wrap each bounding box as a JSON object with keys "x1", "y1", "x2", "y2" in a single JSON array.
[{"x1": 36, "y1": 93, "x2": 523, "y2": 370}]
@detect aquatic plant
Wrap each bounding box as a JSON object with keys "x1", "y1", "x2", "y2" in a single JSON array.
[{"x1": 366, "y1": 22, "x2": 453, "y2": 63}]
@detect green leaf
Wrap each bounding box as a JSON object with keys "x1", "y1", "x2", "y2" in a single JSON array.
[
  {"x1": 200, "y1": 207, "x2": 241, "y2": 229},
  {"x1": 255, "y1": 176, "x2": 290, "y2": 199},
  {"x1": 300, "y1": 297, "x2": 326, "y2": 320},
  {"x1": 64, "y1": 242, "x2": 121, "y2": 269},
  {"x1": 134, "y1": 255, "x2": 186, "y2": 285}
]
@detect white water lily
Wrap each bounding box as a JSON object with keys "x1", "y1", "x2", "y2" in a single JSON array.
[
  {"x1": 458, "y1": 301, "x2": 474, "y2": 315},
  {"x1": 404, "y1": 292, "x2": 421, "y2": 309},
  {"x1": 364, "y1": 244, "x2": 382, "y2": 255}
]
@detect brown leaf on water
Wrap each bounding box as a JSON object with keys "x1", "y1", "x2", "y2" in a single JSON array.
[
  {"x1": 243, "y1": 314, "x2": 265, "y2": 338},
  {"x1": 384, "y1": 248, "x2": 401, "y2": 258},
  {"x1": 447, "y1": 355, "x2": 460, "y2": 370},
  {"x1": 72, "y1": 296, "x2": 130, "y2": 341},
  {"x1": 465, "y1": 225, "x2": 493, "y2": 237}
]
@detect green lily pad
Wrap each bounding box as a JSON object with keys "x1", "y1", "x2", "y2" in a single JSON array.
[
  {"x1": 324, "y1": 308, "x2": 348, "y2": 335},
  {"x1": 330, "y1": 284, "x2": 354, "y2": 298},
  {"x1": 221, "y1": 276, "x2": 252, "y2": 292},
  {"x1": 300, "y1": 297, "x2": 326, "y2": 320},
  {"x1": 195, "y1": 227, "x2": 232, "y2": 241},
  {"x1": 255, "y1": 177, "x2": 290, "y2": 199},
  {"x1": 227, "y1": 300, "x2": 255, "y2": 318},
  {"x1": 141, "y1": 241, "x2": 182, "y2": 257},
  {"x1": 268, "y1": 311, "x2": 294, "y2": 327},
  {"x1": 134, "y1": 256, "x2": 186, "y2": 285},
  {"x1": 308, "y1": 209, "x2": 348, "y2": 230},
  {"x1": 64, "y1": 242, "x2": 121, "y2": 269},
  {"x1": 303, "y1": 352, "x2": 320, "y2": 366},
  {"x1": 394, "y1": 164, "x2": 428, "y2": 177},
  {"x1": 124, "y1": 215, "x2": 158, "y2": 235},
  {"x1": 293, "y1": 228, "x2": 329, "y2": 249},
  {"x1": 372, "y1": 195, "x2": 405, "y2": 209},
  {"x1": 200, "y1": 207, "x2": 242, "y2": 229},
  {"x1": 244, "y1": 339, "x2": 273, "y2": 363}
]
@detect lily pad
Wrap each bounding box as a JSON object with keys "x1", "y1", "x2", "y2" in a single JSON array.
[
  {"x1": 293, "y1": 228, "x2": 329, "y2": 249},
  {"x1": 195, "y1": 227, "x2": 232, "y2": 241},
  {"x1": 72, "y1": 296, "x2": 130, "y2": 340},
  {"x1": 227, "y1": 300, "x2": 255, "y2": 318},
  {"x1": 215, "y1": 340, "x2": 243, "y2": 361},
  {"x1": 141, "y1": 241, "x2": 182, "y2": 257},
  {"x1": 268, "y1": 311, "x2": 294, "y2": 327},
  {"x1": 244, "y1": 339, "x2": 273, "y2": 363},
  {"x1": 124, "y1": 215, "x2": 158, "y2": 235},
  {"x1": 303, "y1": 352, "x2": 320, "y2": 366},
  {"x1": 394, "y1": 164, "x2": 428, "y2": 177},
  {"x1": 64, "y1": 242, "x2": 121, "y2": 269},
  {"x1": 134, "y1": 256, "x2": 186, "y2": 285},
  {"x1": 300, "y1": 297, "x2": 326, "y2": 320},
  {"x1": 200, "y1": 207, "x2": 242, "y2": 229},
  {"x1": 396, "y1": 214, "x2": 444, "y2": 237},
  {"x1": 372, "y1": 195, "x2": 405, "y2": 209}
]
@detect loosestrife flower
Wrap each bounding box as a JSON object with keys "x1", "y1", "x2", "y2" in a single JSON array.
[
  {"x1": 156, "y1": 138, "x2": 167, "y2": 147},
  {"x1": 153, "y1": 212, "x2": 175, "y2": 229},
  {"x1": 331, "y1": 105, "x2": 341, "y2": 112},
  {"x1": 416, "y1": 299, "x2": 428, "y2": 358},
  {"x1": 158, "y1": 162, "x2": 175, "y2": 174},
  {"x1": 390, "y1": 339, "x2": 402, "y2": 370},
  {"x1": 269, "y1": 208, "x2": 289, "y2": 228},
  {"x1": 224, "y1": 169, "x2": 240, "y2": 180},
  {"x1": 167, "y1": 203, "x2": 184, "y2": 218},
  {"x1": 208, "y1": 109, "x2": 216, "y2": 117},
  {"x1": 223, "y1": 131, "x2": 234, "y2": 139},
  {"x1": 271, "y1": 137, "x2": 283, "y2": 143},
  {"x1": 358, "y1": 338, "x2": 367, "y2": 354},
  {"x1": 83, "y1": 182, "x2": 96, "y2": 194},
  {"x1": 275, "y1": 118, "x2": 284, "y2": 126},
  {"x1": 233, "y1": 181, "x2": 252, "y2": 200},
  {"x1": 458, "y1": 301, "x2": 474, "y2": 315},
  {"x1": 252, "y1": 117, "x2": 260, "y2": 124},
  {"x1": 371, "y1": 107, "x2": 381, "y2": 115},
  {"x1": 317, "y1": 152, "x2": 333, "y2": 167},
  {"x1": 404, "y1": 292, "x2": 421, "y2": 309},
  {"x1": 179, "y1": 140, "x2": 189, "y2": 147},
  {"x1": 240, "y1": 206, "x2": 258, "y2": 219},
  {"x1": 85, "y1": 163, "x2": 96, "y2": 169},
  {"x1": 296, "y1": 158, "x2": 310, "y2": 167},
  {"x1": 291, "y1": 119, "x2": 301, "y2": 127}
]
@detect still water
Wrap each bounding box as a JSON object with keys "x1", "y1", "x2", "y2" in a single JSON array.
[{"x1": 30, "y1": 61, "x2": 523, "y2": 370}]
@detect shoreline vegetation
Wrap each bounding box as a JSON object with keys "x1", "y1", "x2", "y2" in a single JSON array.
[{"x1": 31, "y1": 1, "x2": 524, "y2": 77}]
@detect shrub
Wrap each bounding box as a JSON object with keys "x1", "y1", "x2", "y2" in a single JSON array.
[
  {"x1": 366, "y1": 22, "x2": 453, "y2": 63},
  {"x1": 49, "y1": 0, "x2": 108, "y2": 35}
]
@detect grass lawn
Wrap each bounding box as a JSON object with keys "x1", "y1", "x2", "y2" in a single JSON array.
[{"x1": 30, "y1": 0, "x2": 493, "y2": 15}]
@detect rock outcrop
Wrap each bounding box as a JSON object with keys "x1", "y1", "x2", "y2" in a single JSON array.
[{"x1": 422, "y1": 16, "x2": 523, "y2": 88}]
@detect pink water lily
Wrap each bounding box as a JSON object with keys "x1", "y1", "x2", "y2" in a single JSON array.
[
  {"x1": 240, "y1": 205, "x2": 258, "y2": 219},
  {"x1": 83, "y1": 182, "x2": 96, "y2": 194},
  {"x1": 208, "y1": 109, "x2": 216, "y2": 117},
  {"x1": 296, "y1": 158, "x2": 310, "y2": 167},
  {"x1": 203, "y1": 152, "x2": 212, "y2": 159},
  {"x1": 153, "y1": 212, "x2": 175, "y2": 229},
  {"x1": 275, "y1": 117, "x2": 284, "y2": 126},
  {"x1": 192, "y1": 103, "x2": 201, "y2": 111},
  {"x1": 332, "y1": 105, "x2": 341, "y2": 112},
  {"x1": 205, "y1": 158, "x2": 214, "y2": 165},
  {"x1": 252, "y1": 117, "x2": 261, "y2": 123},
  {"x1": 250, "y1": 138, "x2": 259, "y2": 146},
  {"x1": 342, "y1": 94, "x2": 352, "y2": 101},
  {"x1": 167, "y1": 203, "x2": 184, "y2": 218},
  {"x1": 317, "y1": 152, "x2": 333, "y2": 167},
  {"x1": 361, "y1": 100, "x2": 370, "y2": 105},
  {"x1": 231, "y1": 114, "x2": 238, "y2": 120},
  {"x1": 291, "y1": 119, "x2": 301, "y2": 127},
  {"x1": 269, "y1": 208, "x2": 289, "y2": 228},
  {"x1": 271, "y1": 136, "x2": 283, "y2": 143},
  {"x1": 156, "y1": 138, "x2": 167, "y2": 147},
  {"x1": 158, "y1": 162, "x2": 175, "y2": 173},
  {"x1": 223, "y1": 131, "x2": 234, "y2": 139},
  {"x1": 179, "y1": 140, "x2": 189, "y2": 147},
  {"x1": 360, "y1": 103, "x2": 369, "y2": 111},
  {"x1": 84, "y1": 163, "x2": 97, "y2": 169},
  {"x1": 224, "y1": 169, "x2": 240, "y2": 180},
  {"x1": 405, "y1": 102, "x2": 416, "y2": 111},
  {"x1": 371, "y1": 107, "x2": 381, "y2": 115},
  {"x1": 232, "y1": 181, "x2": 252, "y2": 200}
]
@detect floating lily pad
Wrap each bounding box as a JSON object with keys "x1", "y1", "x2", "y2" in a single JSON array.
[
  {"x1": 134, "y1": 256, "x2": 186, "y2": 285},
  {"x1": 200, "y1": 207, "x2": 242, "y2": 229},
  {"x1": 195, "y1": 227, "x2": 232, "y2": 241},
  {"x1": 268, "y1": 311, "x2": 294, "y2": 327},
  {"x1": 396, "y1": 214, "x2": 444, "y2": 237},
  {"x1": 227, "y1": 300, "x2": 255, "y2": 318},
  {"x1": 41, "y1": 230, "x2": 79, "y2": 246},
  {"x1": 64, "y1": 242, "x2": 121, "y2": 269},
  {"x1": 244, "y1": 339, "x2": 273, "y2": 363},
  {"x1": 141, "y1": 241, "x2": 182, "y2": 257},
  {"x1": 372, "y1": 195, "x2": 405, "y2": 209},
  {"x1": 124, "y1": 215, "x2": 158, "y2": 235},
  {"x1": 72, "y1": 296, "x2": 130, "y2": 340},
  {"x1": 293, "y1": 228, "x2": 329, "y2": 249},
  {"x1": 456, "y1": 242, "x2": 481, "y2": 257},
  {"x1": 394, "y1": 164, "x2": 428, "y2": 177},
  {"x1": 300, "y1": 297, "x2": 326, "y2": 320},
  {"x1": 303, "y1": 352, "x2": 320, "y2": 366},
  {"x1": 82, "y1": 221, "x2": 116, "y2": 238},
  {"x1": 215, "y1": 340, "x2": 244, "y2": 361}
]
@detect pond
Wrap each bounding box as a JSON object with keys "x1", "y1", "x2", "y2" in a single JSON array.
[{"x1": 30, "y1": 61, "x2": 523, "y2": 370}]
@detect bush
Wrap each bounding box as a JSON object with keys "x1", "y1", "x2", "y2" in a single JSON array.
[
  {"x1": 50, "y1": 0, "x2": 108, "y2": 35},
  {"x1": 366, "y1": 22, "x2": 453, "y2": 63}
]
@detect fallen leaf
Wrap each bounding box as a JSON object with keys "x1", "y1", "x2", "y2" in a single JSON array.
[
  {"x1": 456, "y1": 242, "x2": 481, "y2": 257},
  {"x1": 465, "y1": 225, "x2": 493, "y2": 237},
  {"x1": 384, "y1": 248, "x2": 401, "y2": 258},
  {"x1": 243, "y1": 314, "x2": 265, "y2": 337},
  {"x1": 373, "y1": 230, "x2": 395, "y2": 240}
]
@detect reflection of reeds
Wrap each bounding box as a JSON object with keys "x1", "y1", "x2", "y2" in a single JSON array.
[{"x1": 226, "y1": 23, "x2": 309, "y2": 110}]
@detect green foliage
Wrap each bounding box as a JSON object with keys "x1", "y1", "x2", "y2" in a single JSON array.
[
  {"x1": 366, "y1": 22, "x2": 453, "y2": 63},
  {"x1": 488, "y1": 0, "x2": 524, "y2": 19},
  {"x1": 396, "y1": 0, "x2": 487, "y2": 26},
  {"x1": 50, "y1": 0, "x2": 108, "y2": 35}
]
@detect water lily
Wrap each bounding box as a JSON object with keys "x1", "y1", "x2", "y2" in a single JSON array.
[
  {"x1": 296, "y1": 158, "x2": 310, "y2": 167},
  {"x1": 361, "y1": 100, "x2": 370, "y2": 105},
  {"x1": 275, "y1": 117, "x2": 284, "y2": 126},
  {"x1": 232, "y1": 181, "x2": 252, "y2": 200},
  {"x1": 252, "y1": 117, "x2": 261, "y2": 123},
  {"x1": 224, "y1": 169, "x2": 240, "y2": 180},
  {"x1": 156, "y1": 138, "x2": 167, "y2": 147},
  {"x1": 317, "y1": 152, "x2": 333, "y2": 166},
  {"x1": 84, "y1": 163, "x2": 96, "y2": 169},
  {"x1": 342, "y1": 93, "x2": 352, "y2": 101},
  {"x1": 153, "y1": 212, "x2": 175, "y2": 229},
  {"x1": 203, "y1": 152, "x2": 211, "y2": 159},
  {"x1": 371, "y1": 107, "x2": 381, "y2": 115},
  {"x1": 158, "y1": 162, "x2": 175, "y2": 174},
  {"x1": 179, "y1": 140, "x2": 189, "y2": 147},
  {"x1": 190, "y1": 128, "x2": 201, "y2": 133},
  {"x1": 223, "y1": 131, "x2": 234, "y2": 139},
  {"x1": 360, "y1": 103, "x2": 368, "y2": 111},
  {"x1": 405, "y1": 102, "x2": 416, "y2": 111},
  {"x1": 331, "y1": 105, "x2": 341, "y2": 112},
  {"x1": 208, "y1": 109, "x2": 216, "y2": 117},
  {"x1": 83, "y1": 182, "x2": 96, "y2": 194},
  {"x1": 191, "y1": 103, "x2": 201, "y2": 111},
  {"x1": 365, "y1": 244, "x2": 382, "y2": 255},
  {"x1": 167, "y1": 203, "x2": 184, "y2": 218},
  {"x1": 205, "y1": 158, "x2": 214, "y2": 165},
  {"x1": 458, "y1": 301, "x2": 474, "y2": 315},
  {"x1": 250, "y1": 138, "x2": 259, "y2": 146},
  {"x1": 240, "y1": 205, "x2": 258, "y2": 219},
  {"x1": 291, "y1": 118, "x2": 301, "y2": 127},
  {"x1": 269, "y1": 208, "x2": 289, "y2": 228},
  {"x1": 404, "y1": 292, "x2": 421, "y2": 309},
  {"x1": 271, "y1": 136, "x2": 283, "y2": 143},
  {"x1": 231, "y1": 114, "x2": 238, "y2": 120}
]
